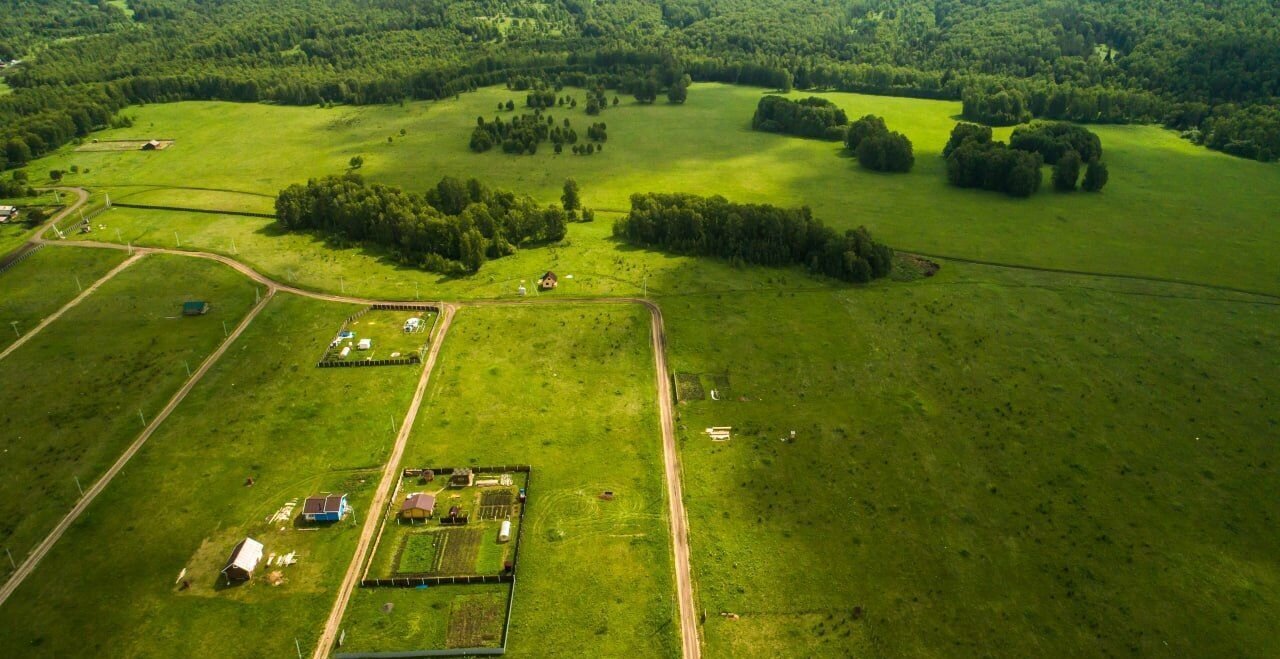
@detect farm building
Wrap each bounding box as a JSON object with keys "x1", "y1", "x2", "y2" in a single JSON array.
[
  {"x1": 141, "y1": 140, "x2": 162, "y2": 151},
  {"x1": 182, "y1": 300, "x2": 209, "y2": 316},
  {"x1": 357, "y1": 338, "x2": 372, "y2": 350},
  {"x1": 401, "y1": 492, "x2": 436, "y2": 519},
  {"x1": 450, "y1": 468, "x2": 474, "y2": 488},
  {"x1": 403, "y1": 317, "x2": 422, "y2": 332},
  {"x1": 301, "y1": 493, "x2": 349, "y2": 522},
  {"x1": 0, "y1": 206, "x2": 18, "y2": 222},
  {"x1": 221, "y1": 537, "x2": 264, "y2": 583},
  {"x1": 538, "y1": 271, "x2": 558, "y2": 290}
]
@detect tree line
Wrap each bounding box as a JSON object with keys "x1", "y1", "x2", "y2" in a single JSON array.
[
  {"x1": 274, "y1": 173, "x2": 570, "y2": 275},
  {"x1": 613, "y1": 192, "x2": 894, "y2": 283}
]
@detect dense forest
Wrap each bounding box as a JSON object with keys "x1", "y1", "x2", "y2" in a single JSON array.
[
  {"x1": 614, "y1": 192, "x2": 894, "y2": 283},
  {"x1": 2, "y1": 0, "x2": 1280, "y2": 167},
  {"x1": 275, "y1": 173, "x2": 569, "y2": 275}
]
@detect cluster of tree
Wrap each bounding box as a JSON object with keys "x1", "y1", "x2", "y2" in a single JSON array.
[
  {"x1": 613, "y1": 192, "x2": 893, "y2": 283},
  {"x1": 1052, "y1": 152, "x2": 1110, "y2": 193},
  {"x1": 525, "y1": 89, "x2": 558, "y2": 109},
  {"x1": 584, "y1": 87, "x2": 609, "y2": 115},
  {"x1": 586, "y1": 122, "x2": 607, "y2": 142},
  {"x1": 844, "y1": 115, "x2": 913, "y2": 173},
  {"x1": 274, "y1": 173, "x2": 568, "y2": 275},
  {"x1": 1010, "y1": 122, "x2": 1103, "y2": 164},
  {"x1": 4, "y1": 0, "x2": 1280, "y2": 168},
  {"x1": 751, "y1": 96, "x2": 848, "y2": 141},
  {"x1": 944, "y1": 123, "x2": 1044, "y2": 198},
  {"x1": 565, "y1": 143, "x2": 601, "y2": 156},
  {"x1": 470, "y1": 113, "x2": 556, "y2": 155},
  {"x1": 0, "y1": 170, "x2": 35, "y2": 199}
]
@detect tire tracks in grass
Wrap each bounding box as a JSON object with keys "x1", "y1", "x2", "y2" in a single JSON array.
[{"x1": 0, "y1": 287, "x2": 277, "y2": 607}]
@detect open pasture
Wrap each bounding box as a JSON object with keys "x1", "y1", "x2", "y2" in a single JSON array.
[
  {"x1": 0, "y1": 246, "x2": 127, "y2": 352},
  {"x1": 0, "y1": 253, "x2": 257, "y2": 576},
  {"x1": 35, "y1": 83, "x2": 1280, "y2": 295},
  {"x1": 663, "y1": 262, "x2": 1280, "y2": 657},
  {"x1": 0, "y1": 293, "x2": 423, "y2": 657}
]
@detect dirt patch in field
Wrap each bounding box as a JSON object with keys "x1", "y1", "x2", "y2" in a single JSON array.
[
  {"x1": 893, "y1": 253, "x2": 941, "y2": 281},
  {"x1": 446, "y1": 593, "x2": 504, "y2": 648}
]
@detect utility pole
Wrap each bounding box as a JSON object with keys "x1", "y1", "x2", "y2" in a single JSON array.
[
  {"x1": 390, "y1": 413, "x2": 397, "y2": 434},
  {"x1": 138, "y1": 409, "x2": 147, "y2": 426},
  {"x1": 222, "y1": 320, "x2": 229, "y2": 337},
  {"x1": 184, "y1": 361, "x2": 191, "y2": 377},
  {"x1": 74, "y1": 476, "x2": 84, "y2": 497},
  {"x1": 643, "y1": 275, "x2": 648, "y2": 298},
  {"x1": 295, "y1": 638, "x2": 302, "y2": 659},
  {"x1": 231, "y1": 238, "x2": 237, "y2": 254},
  {"x1": 127, "y1": 241, "x2": 133, "y2": 255},
  {"x1": 74, "y1": 275, "x2": 82, "y2": 292},
  {"x1": 174, "y1": 231, "x2": 180, "y2": 247},
  {"x1": 4, "y1": 547, "x2": 14, "y2": 570},
  {"x1": 9, "y1": 321, "x2": 18, "y2": 338},
  {"x1": 116, "y1": 228, "x2": 122, "y2": 243},
  {"x1": 53, "y1": 190, "x2": 61, "y2": 204},
  {"x1": 340, "y1": 276, "x2": 345, "y2": 294}
]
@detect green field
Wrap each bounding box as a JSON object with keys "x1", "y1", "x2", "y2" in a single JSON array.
[
  {"x1": 663, "y1": 263, "x2": 1280, "y2": 657},
  {"x1": 340, "y1": 304, "x2": 679, "y2": 657},
  {"x1": 0, "y1": 246, "x2": 127, "y2": 352},
  {"x1": 35, "y1": 84, "x2": 1280, "y2": 295},
  {"x1": 341, "y1": 584, "x2": 509, "y2": 653},
  {"x1": 0, "y1": 254, "x2": 258, "y2": 575},
  {"x1": 0, "y1": 293, "x2": 424, "y2": 657}
]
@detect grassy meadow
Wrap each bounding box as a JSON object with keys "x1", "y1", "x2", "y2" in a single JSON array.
[
  {"x1": 662, "y1": 263, "x2": 1280, "y2": 657},
  {"x1": 338, "y1": 305, "x2": 679, "y2": 657},
  {"x1": 0, "y1": 294, "x2": 424, "y2": 657},
  {"x1": 0, "y1": 246, "x2": 127, "y2": 352},
  {"x1": 29, "y1": 83, "x2": 1280, "y2": 295},
  {"x1": 0, "y1": 253, "x2": 258, "y2": 575}
]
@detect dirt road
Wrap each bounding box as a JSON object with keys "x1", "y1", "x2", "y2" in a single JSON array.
[
  {"x1": 310, "y1": 304, "x2": 456, "y2": 658},
  {"x1": 0, "y1": 288, "x2": 276, "y2": 607}
]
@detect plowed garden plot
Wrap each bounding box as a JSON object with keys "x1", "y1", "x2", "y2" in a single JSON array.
[
  {"x1": 447, "y1": 593, "x2": 505, "y2": 649},
  {"x1": 674, "y1": 373, "x2": 705, "y2": 401},
  {"x1": 394, "y1": 532, "x2": 441, "y2": 575},
  {"x1": 478, "y1": 490, "x2": 514, "y2": 520},
  {"x1": 437, "y1": 528, "x2": 483, "y2": 574}
]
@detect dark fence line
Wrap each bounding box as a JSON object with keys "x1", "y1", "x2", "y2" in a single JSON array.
[
  {"x1": 317, "y1": 355, "x2": 421, "y2": 368},
  {"x1": 0, "y1": 242, "x2": 43, "y2": 276},
  {"x1": 361, "y1": 574, "x2": 514, "y2": 587},
  {"x1": 110, "y1": 202, "x2": 276, "y2": 219},
  {"x1": 336, "y1": 647, "x2": 503, "y2": 658},
  {"x1": 407, "y1": 465, "x2": 531, "y2": 475},
  {"x1": 371, "y1": 303, "x2": 440, "y2": 313}
]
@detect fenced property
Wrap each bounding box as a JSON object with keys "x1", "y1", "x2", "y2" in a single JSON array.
[
  {"x1": 347, "y1": 467, "x2": 532, "y2": 657},
  {"x1": 318, "y1": 305, "x2": 439, "y2": 368},
  {"x1": 74, "y1": 138, "x2": 176, "y2": 152}
]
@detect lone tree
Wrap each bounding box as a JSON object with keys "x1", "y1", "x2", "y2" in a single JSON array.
[
  {"x1": 668, "y1": 74, "x2": 691, "y2": 104},
  {"x1": 561, "y1": 178, "x2": 581, "y2": 212},
  {"x1": 49, "y1": 170, "x2": 63, "y2": 182},
  {"x1": 1082, "y1": 160, "x2": 1109, "y2": 192},
  {"x1": 349, "y1": 155, "x2": 365, "y2": 169},
  {"x1": 1053, "y1": 150, "x2": 1082, "y2": 192}
]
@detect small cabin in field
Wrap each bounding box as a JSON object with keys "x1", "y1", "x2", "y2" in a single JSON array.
[
  {"x1": 450, "y1": 468, "x2": 474, "y2": 488},
  {"x1": 141, "y1": 140, "x2": 162, "y2": 151},
  {"x1": 538, "y1": 271, "x2": 558, "y2": 290},
  {"x1": 301, "y1": 493, "x2": 349, "y2": 522},
  {"x1": 0, "y1": 206, "x2": 18, "y2": 222},
  {"x1": 221, "y1": 537, "x2": 264, "y2": 583},
  {"x1": 400, "y1": 492, "x2": 436, "y2": 519},
  {"x1": 182, "y1": 301, "x2": 209, "y2": 316}
]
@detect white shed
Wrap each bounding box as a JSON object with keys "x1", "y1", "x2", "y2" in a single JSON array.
[
  {"x1": 357, "y1": 338, "x2": 372, "y2": 350},
  {"x1": 221, "y1": 537, "x2": 264, "y2": 583},
  {"x1": 498, "y1": 520, "x2": 512, "y2": 543}
]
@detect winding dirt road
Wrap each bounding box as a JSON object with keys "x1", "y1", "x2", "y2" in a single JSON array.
[{"x1": 9, "y1": 189, "x2": 702, "y2": 659}]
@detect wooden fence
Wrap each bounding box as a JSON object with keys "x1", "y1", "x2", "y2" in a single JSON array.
[
  {"x1": 360, "y1": 574, "x2": 514, "y2": 588},
  {"x1": 0, "y1": 242, "x2": 43, "y2": 276}
]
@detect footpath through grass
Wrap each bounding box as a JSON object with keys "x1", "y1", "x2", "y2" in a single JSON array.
[
  {"x1": 663, "y1": 263, "x2": 1280, "y2": 657},
  {"x1": 0, "y1": 246, "x2": 127, "y2": 352},
  {"x1": 0, "y1": 253, "x2": 257, "y2": 578},
  {"x1": 34, "y1": 83, "x2": 1280, "y2": 294},
  {"x1": 339, "y1": 305, "x2": 679, "y2": 657},
  {"x1": 0, "y1": 294, "x2": 423, "y2": 657}
]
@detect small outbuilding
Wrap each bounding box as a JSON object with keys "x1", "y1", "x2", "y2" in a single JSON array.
[
  {"x1": 403, "y1": 317, "x2": 422, "y2": 332},
  {"x1": 401, "y1": 492, "x2": 436, "y2": 519},
  {"x1": 141, "y1": 140, "x2": 162, "y2": 151},
  {"x1": 182, "y1": 300, "x2": 210, "y2": 316},
  {"x1": 0, "y1": 206, "x2": 18, "y2": 222},
  {"x1": 302, "y1": 493, "x2": 349, "y2": 522},
  {"x1": 538, "y1": 271, "x2": 558, "y2": 290},
  {"x1": 357, "y1": 338, "x2": 372, "y2": 350},
  {"x1": 449, "y1": 468, "x2": 474, "y2": 488},
  {"x1": 221, "y1": 537, "x2": 264, "y2": 584},
  {"x1": 498, "y1": 520, "x2": 512, "y2": 543}
]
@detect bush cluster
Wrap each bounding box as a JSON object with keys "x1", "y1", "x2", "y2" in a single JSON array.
[
  {"x1": 751, "y1": 96, "x2": 849, "y2": 140},
  {"x1": 845, "y1": 115, "x2": 914, "y2": 172}
]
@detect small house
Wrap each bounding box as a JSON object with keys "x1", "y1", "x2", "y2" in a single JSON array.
[
  {"x1": 141, "y1": 140, "x2": 162, "y2": 151},
  {"x1": 403, "y1": 317, "x2": 422, "y2": 332},
  {"x1": 301, "y1": 493, "x2": 349, "y2": 522},
  {"x1": 401, "y1": 492, "x2": 436, "y2": 519},
  {"x1": 449, "y1": 468, "x2": 474, "y2": 488},
  {"x1": 357, "y1": 338, "x2": 372, "y2": 350},
  {"x1": 0, "y1": 206, "x2": 18, "y2": 222},
  {"x1": 182, "y1": 301, "x2": 210, "y2": 316},
  {"x1": 538, "y1": 271, "x2": 558, "y2": 290},
  {"x1": 221, "y1": 537, "x2": 264, "y2": 584}
]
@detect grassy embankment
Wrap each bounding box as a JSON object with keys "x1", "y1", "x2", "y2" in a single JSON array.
[{"x1": 0, "y1": 294, "x2": 424, "y2": 657}]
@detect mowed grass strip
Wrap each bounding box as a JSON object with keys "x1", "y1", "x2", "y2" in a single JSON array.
[
  {"x1": 0, "y1": 294, "x2": 422, "y2": 657},
  {"x1": 0, "y1": 253, "x2": 257, "y2": 576},
  {"x1": 37, "y1": 83, "x2": 1280, "y2": 294},
  {"x1": 339, "y1": 305, "x2": 679, "y2": 657},
  {"x1": 663, "y1": 264, "x2": 1280, "y2": 658},
  {"x1": 0, "y1": 246, "x2": 128, "y2": 352}
]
